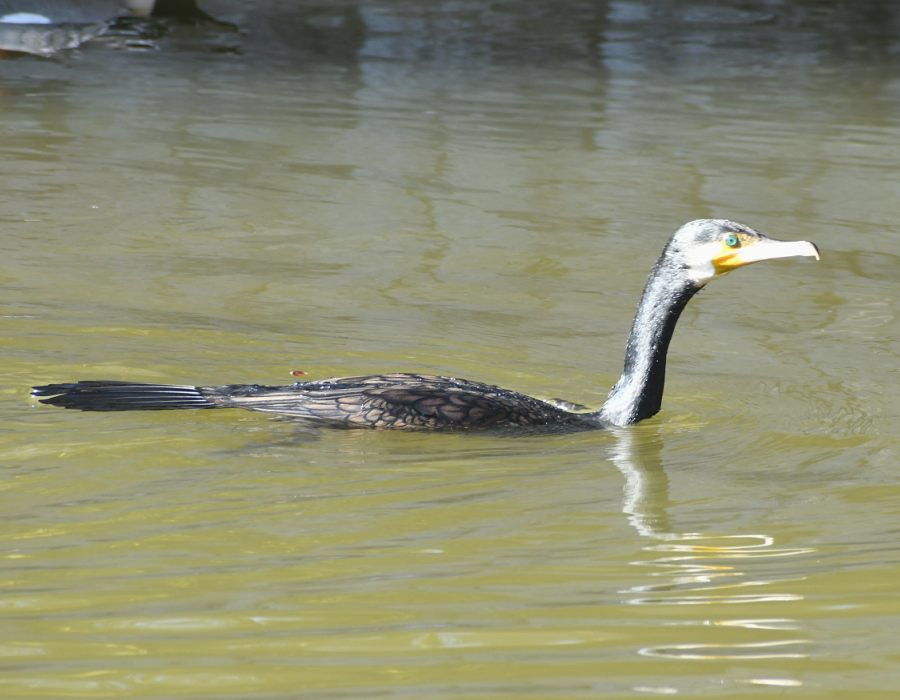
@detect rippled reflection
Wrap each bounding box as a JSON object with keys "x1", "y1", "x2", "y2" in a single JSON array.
[
  {"x1": 639, "y1": 639, "x2": 809, "y2": 661},
  {"x1": 610, "y1": 429, "x2": 813, "y2": 680}
]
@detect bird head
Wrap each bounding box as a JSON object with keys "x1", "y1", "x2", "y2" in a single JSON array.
[{"x1": 666, "y1": 219, "x2": 820, "y2": 286}]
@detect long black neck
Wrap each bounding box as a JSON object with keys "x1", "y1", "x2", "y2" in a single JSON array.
[{"x1": 597, "y1": 256, "x2": 701, "y2": 426}]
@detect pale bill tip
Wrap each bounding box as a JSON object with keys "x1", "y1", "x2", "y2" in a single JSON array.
[
  {"x1": 766, "y1": 238, "x2": 820, "y2": 262},
  {"x1": 794, "y1": 240, "x2": 820, "y2": 261}
]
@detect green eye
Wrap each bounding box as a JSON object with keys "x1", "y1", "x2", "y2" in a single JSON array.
[{"x1": 725, "y1": 233, "x2": 740, "y2": 248}]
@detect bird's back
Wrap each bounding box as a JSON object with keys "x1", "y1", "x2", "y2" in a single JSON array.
[{"x1": 208, "y1": 373, "x2": 592, "y2": 431}]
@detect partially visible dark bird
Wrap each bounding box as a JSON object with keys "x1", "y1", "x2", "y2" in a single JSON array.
[
  {"x1": 32, "y1": 219, "x2": 819, "y2": 431},
  {"x1": 0, "y1": 1, "x2": 140, "y2": 57}
]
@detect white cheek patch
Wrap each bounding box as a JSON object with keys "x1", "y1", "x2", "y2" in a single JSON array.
[{"x1": 682, "y1": 241, "x2": 721, "y2": 285}]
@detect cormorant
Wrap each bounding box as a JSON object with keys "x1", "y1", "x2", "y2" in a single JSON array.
[{"x1": 32, "y1": 219, "x2": 819, "y2": 431}]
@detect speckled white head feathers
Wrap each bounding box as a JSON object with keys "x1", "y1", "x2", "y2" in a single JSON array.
[{"x1": 665, "y1": 219, "x2": 819, "y2": 286}]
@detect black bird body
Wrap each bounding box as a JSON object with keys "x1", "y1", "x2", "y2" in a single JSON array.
[
  {"x1": 33, "y1": 374, "x2": 597, "y2": 431},
  {"x1": 32, "y1": 220, "x2": 820, "y2": 432}
]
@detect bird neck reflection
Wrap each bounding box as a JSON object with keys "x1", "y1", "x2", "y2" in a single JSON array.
[
  {"x1": 609, "y1": 427, "x2": 812, "y2": 668},
  {"x1": 608, "y1": 426, "x2": 674, "y2": 538}
]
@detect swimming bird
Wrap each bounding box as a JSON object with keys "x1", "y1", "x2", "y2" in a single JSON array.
[
  {"x1": 32, "y1": 219, "x2": 819, "y2": 431},
  {"x1": 0, "y1": 1, "x2": 142, "y2": 57}
]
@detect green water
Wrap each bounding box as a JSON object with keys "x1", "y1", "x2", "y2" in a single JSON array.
[{"x1": 2, "y1": 1, "x2": 899, "y2": 698}]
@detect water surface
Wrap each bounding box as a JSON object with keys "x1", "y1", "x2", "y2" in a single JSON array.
[{"x1": 2, "y1": 1, "x2": 899, "y2": 698}]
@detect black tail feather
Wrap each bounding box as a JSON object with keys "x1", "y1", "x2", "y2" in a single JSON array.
[{"x1": 31, "y1": 381, "x2": 218, "y2": 411}]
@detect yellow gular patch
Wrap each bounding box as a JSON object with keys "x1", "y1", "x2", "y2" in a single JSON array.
[{"x1": 712, "y1": 234, "x2": 756, "y2": 273}]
